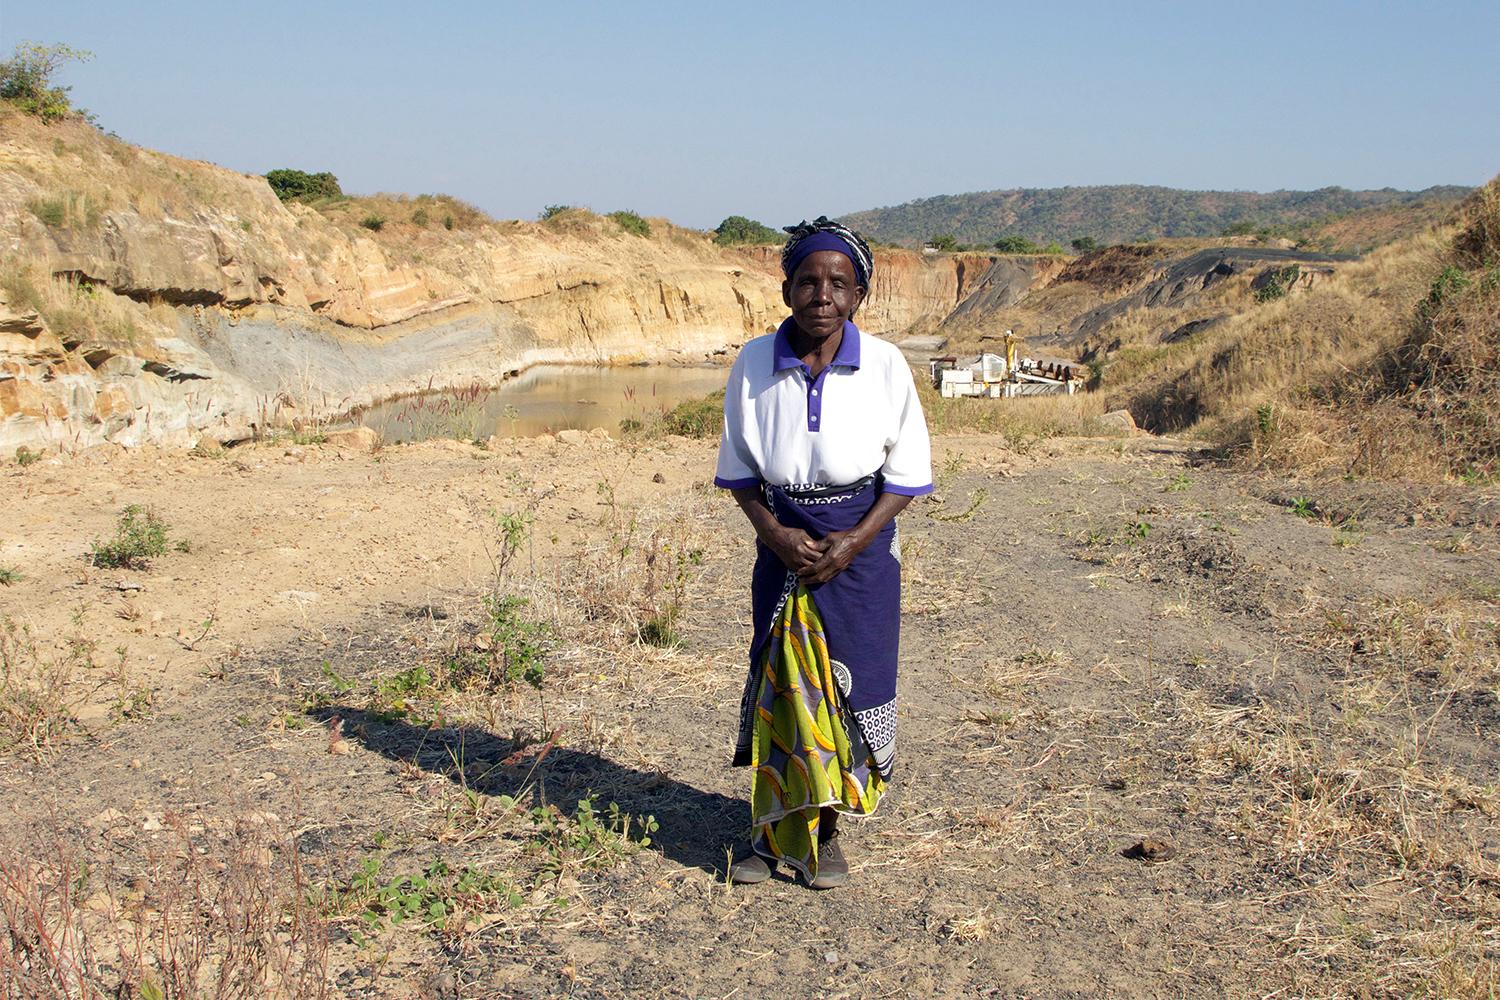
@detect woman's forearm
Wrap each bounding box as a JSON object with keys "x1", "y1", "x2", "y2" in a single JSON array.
[
  {"x1": 730, "y1": 486, "x2": 782, "y2": 546},
  {"x1": 847, "y1": 491, "x2": 913, "y2": 549}
]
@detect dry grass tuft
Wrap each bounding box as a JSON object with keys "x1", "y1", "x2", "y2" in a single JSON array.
[
  {"x1": 0, "y1": 814, "x2": 329, "y2": 1000},
  {"x1": 918, "y1": 380, "x2": 1113, "y2": 444},
  {"x1": 0, "y1": 617, "x2": 88, "y2": 760}
]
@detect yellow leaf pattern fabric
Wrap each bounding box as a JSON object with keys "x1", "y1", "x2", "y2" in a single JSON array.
[{"x1": 750, "y1": 586, "x2": 884, "y2": 882}]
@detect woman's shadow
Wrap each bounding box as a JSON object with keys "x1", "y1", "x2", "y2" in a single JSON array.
[{"x1": 315, "y1": 706, "x2": 746, "y2": 878}]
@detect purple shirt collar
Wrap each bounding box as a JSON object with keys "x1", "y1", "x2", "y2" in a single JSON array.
[{"x1": 771, "y1": 317, "x2": 862, "y2": 374}]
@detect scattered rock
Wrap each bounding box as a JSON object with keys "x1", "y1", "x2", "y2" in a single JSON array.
[
  {"x1": 590, "y1": 426, "x2": 610, "y2": 440},
  {"x1": 1121, "y1": 838, "x2": 1177, "y2": 863},
  {"x1": 277, "y1": 590, "x2": 321, "y2": 605},
  {"x1": 88, "y1": 807, "x2": 129, "y2": 829},
  {"x1": 652, "y1": 472, "x2": 666, "y2": 484},
  {"x1": 324, "y1": 426, "x2": 380, "y2": 452},
  {"x1": 201, "y1": 424, "x2": 255, "y2": 447},
  {"x1": 1097, "y1": 409, "x2": 1139, "y2": 435},
  {"x1": 557, "y1": 428, "x2": 589, "y2": 446}
]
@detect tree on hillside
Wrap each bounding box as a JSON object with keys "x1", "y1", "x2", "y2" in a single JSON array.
[
  {"x1": 713, "y1": 215, "x2": 781, "y2": 245},
  {"x1": 925, "y1": 234, "x2": 958, "y2": 252},
  {"x1": 994, "y1": 235, "x2": 1042, "y2": 254},
  {"x1": 1071, "y1": 236, "x2": 1101, "y2": 253},
  {"x1": 0, "y1": 42, "x2": 93, "y2": 122},
  {"x1": 265, "y1": 169, "x2": 343, "y2": 203}
]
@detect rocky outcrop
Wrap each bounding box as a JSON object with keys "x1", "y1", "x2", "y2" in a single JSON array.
[{"x1": 1066, "y1": 247, "x2": 1355, "y2": 343}]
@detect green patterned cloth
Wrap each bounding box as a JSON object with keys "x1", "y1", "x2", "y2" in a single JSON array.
[{"x1": 750, "y1": 586, "x2": 884, "y2": 881}]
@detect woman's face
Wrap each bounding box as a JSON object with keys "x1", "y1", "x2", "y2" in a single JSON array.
[{"x1": 783, "y1": 250, "x2": 866, "y2": 341}]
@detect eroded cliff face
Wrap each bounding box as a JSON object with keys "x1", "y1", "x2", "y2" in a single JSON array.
[
  {"x1": 0, "y1": 115, "x2": 1061, "y2": 453},
  {"x1": 0, "y1": 116, "x2": 799, "y2": 451},
  {"x1": 736, "y1": 246, "x2": 1062, "y2": 336}
]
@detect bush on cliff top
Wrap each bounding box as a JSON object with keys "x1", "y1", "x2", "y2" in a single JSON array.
[
  {"x1": 266, "y1": 169, "x2": 344, "y2": 203},
  {"x1": 0, "y1": 42, "x2": 92, "y2": 123},
  {"x1": 713, "y1": 216, "x2": 781, "y2": 246},
  {"x1": 607, "y1": 210, "x2": 651, "y2": 238}
]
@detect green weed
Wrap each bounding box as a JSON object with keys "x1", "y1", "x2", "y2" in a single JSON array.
[
  {"x1": 89, "y1": 504, "x2": 170, "y2": 569},
  {"x1": 527, "y1": 795, "x2": 658, "y2": 874},
  {"x1": 324, "y1": 855, "x2": 523, "y2": 945},
  {"x1": 14, "y1": 445, "x2": 41, "y2": 467},
  {"x1": 1165, "y1": 473, "x2": 1192, "y2": 493},
  {"x1": 0, "y1": 567, "x2": 18, "y2": 586},
  {"x1": 444, "y1": 594, "x2": 550, "y2": 689}
]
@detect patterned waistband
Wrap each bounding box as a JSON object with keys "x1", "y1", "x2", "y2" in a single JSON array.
[{"x1": 771, "y1": 474, "x2": 877, "y2": 504}]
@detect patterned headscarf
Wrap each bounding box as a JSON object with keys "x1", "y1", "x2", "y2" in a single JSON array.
[{"x1": 781, "y1": 216, "x2": 875, "y2": 290}]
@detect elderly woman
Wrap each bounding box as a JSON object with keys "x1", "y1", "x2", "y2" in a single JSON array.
[{"x1": 714, "y1": 218, "x2": 932, "y2": 889}]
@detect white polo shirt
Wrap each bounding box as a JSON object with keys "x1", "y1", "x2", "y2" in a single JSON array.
[{"x1": 713, "y1": 319, "x2": 933, "y2": 495}]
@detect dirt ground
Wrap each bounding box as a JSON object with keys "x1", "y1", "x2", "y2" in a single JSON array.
[{"x1": 1, "y1": 431, "x2": 1497, "y2": 999}]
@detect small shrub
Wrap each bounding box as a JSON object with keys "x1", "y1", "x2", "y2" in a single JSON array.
[
  {"x1": 265, "y1": 168, "x2": 343, "y2": 203},
  {"x1": 1071, "y1": 236, "x2": 1101, "y2": 253},
  {"x1": 713, "y1": 215, "x2": 781, "y2": 245},
  {"x1": 411, "y1": 206, "x2": 429, "y2": 227},
  {"x1": 26, "y1": 198, "x2": 66, "y2": 228},
  {"x1": 359, "y1": 215, "x2": 385, "y2": 232},
  {"x1": 89, "y1": 504, "x2": 169, "y2": 569},
  {"x1": 638, "y1": 610, "x2": 680, "y2": 649},
  {"x1": 0, "y1": 42, "x2": 92, "y2": 122},
  {"x1": 0, "y1": 567, "x2": 17, "y2": 586},
  {"x1": 445, "y1": 595, "x2": 550, "y2": 690},
  {"x1": 662, "y1": 389, "x2": 724, "y2": 438},
  {"x1": 442, "y1": 214, "x2": 454, "y2": 230},
  {"x1": 540, "y1": 204, "x2": 573, "y2": 221},
  {"x1": 607, "y1": 210, "x2": 651, "y2": 237},
  {"x1": 1254, "y1": 265, "x2": 1301, "y2": 302},
  {"x1": 994, "y1": 235, "x2": 1043, "y2": 254},
  {"x1": 925, "y1": 234, "x2": 958, "y2": 252},
  {"x1": 14, "y1": 446, "x2": 41, "y2": 467}
]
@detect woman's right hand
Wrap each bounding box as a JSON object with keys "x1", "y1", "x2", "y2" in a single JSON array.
[{"x1": 766, "y1": 525, "x2": 827, "y2": 575}]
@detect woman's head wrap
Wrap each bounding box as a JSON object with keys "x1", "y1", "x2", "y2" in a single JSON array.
[{"x1": 781, "y1": 217, "x2": 874, "y2": 290}]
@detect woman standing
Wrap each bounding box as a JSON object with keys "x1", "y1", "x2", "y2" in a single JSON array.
[{"x1": 714, "y1": 218, "x2": 932, "y2": 889}]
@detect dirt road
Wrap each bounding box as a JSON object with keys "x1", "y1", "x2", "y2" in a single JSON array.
[{"x1": 1, "y1": 435, "x2": 1496, "y2": 998}]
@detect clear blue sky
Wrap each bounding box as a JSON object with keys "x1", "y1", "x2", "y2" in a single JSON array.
[{"x1": 3, "y1": 0, "x2": 1496, "y2": 229}]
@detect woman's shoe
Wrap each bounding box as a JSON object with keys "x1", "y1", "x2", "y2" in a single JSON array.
[
  {"x1": 808, "y1": 834, "x2": 849, "y2": 890},
  {"x1": 729, "y1": 849, "x2": 775, "y2": 884}
]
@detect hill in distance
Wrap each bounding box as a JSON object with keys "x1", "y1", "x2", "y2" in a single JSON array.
[{"x1": 840, "y1": 184, "x2": 1471, "y2": 250}]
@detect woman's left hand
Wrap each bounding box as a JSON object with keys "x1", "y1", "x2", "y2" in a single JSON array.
[{"x1": 797, "y1": 529, "x2": 866, "y2": 585}]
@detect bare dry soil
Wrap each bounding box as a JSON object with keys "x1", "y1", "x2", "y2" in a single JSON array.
[{"x1": 1, "y1": 433, "x2": 1496, "y2": 999}]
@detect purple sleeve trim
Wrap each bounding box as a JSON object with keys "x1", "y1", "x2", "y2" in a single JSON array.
[
  {"x1": 714, "y1": 475, "x2": 761, "y2": 490},
  {"x1": 881, "y1": 482, "x2": 934, "y2": 497}
]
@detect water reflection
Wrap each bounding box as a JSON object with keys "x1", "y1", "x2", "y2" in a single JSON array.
[{"x1": 352, "y1": 364, "x2": 729, "y2": 443}]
